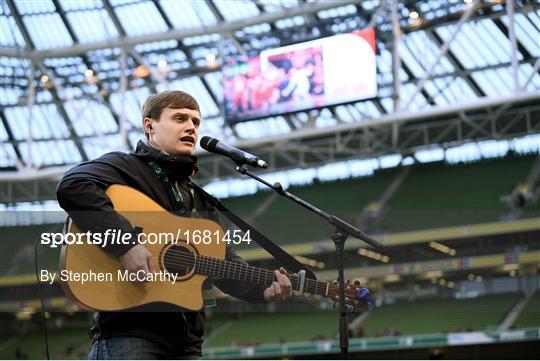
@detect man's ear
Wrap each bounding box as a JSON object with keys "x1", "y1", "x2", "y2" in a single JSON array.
[{"x1": 143, "y1": 117, "x2": 153, "y2": 133}]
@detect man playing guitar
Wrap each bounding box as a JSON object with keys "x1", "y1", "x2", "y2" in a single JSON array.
[{"x1": 57, "y1": 90, "x2": 293, "y2": 359}]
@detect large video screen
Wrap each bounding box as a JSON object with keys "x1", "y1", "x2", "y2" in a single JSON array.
[{"x1": 223, "y1": 28, "x2": 376, "y2": 123}]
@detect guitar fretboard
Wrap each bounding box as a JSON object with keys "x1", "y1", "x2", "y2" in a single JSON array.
[{"x1": 194, "y1": 255, "x2": 328, "y2": 296}]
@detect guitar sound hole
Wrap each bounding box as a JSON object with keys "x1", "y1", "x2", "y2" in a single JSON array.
[{"x1": 163, "y1": 244, "x2": 195, "y2": 278}]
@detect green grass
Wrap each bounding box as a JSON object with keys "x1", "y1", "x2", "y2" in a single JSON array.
[
  {"x1": 360, "y1": 293, "x2": 519, "y2": 336},
  {"x1": 514, "y1": 292, "x2": 540, "y2": 328}
]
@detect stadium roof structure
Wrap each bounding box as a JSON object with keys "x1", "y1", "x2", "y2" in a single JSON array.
[{"x1": 1, "y1": 0, "x2": 539, "y2": 204}]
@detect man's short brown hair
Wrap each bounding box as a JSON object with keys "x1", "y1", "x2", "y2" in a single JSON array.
[{"x1": 142, "y1": 90, "x2": 200, "y2": 139}]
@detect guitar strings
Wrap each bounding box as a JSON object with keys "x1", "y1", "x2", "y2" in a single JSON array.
[
  {"x1": 150, "y1": 249, "x2": 317, "y2": 294},
  {"x1": 163, "y1": 249, "x2": 329, "y2": 296},
  {"x1": 162, "y1": 250, "x2": 296, "y2": 286},
  {"x1": 161, "y1": 249, "x2": 291, "y2": 285},
  {"x1": 151, "y1": 248, "x2": 342, "y2": 299},
  {"x1": 146, "y1": 242, "x2": 331, "y2": 295},
  {"x1": 150, "y1": 246, "x2": 347, "y2": 300},
  {"x1": 149, "y1": 248, "x2": 328, "y2": 295}
]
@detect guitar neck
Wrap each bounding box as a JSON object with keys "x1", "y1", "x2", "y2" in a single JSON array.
[{"x1": 194, "y1": 254, "x2": 329, "y2": 297}]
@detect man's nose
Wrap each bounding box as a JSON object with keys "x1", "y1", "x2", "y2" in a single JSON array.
[{"x1": 185, "y1": 120, "x2": 196, "y2": 133}]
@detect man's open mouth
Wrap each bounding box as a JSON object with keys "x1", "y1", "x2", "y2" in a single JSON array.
[{"x1": 180, "y1": 136, "x2": 195, "y2": 144}]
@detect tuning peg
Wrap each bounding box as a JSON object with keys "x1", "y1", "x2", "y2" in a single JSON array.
[
  {"x1": 356, "y1": 287, "x2": 369, "y2": 299},
  {"x1": 356, "y1": 287, "x2": 372, "y2": 306}
]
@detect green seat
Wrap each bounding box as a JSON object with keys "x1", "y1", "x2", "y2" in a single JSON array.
[
  {"x1": 359, "y1": 293, "x2": 519, "y2": 336},
  {"x1": 205, "y1": 310, "x2": 340, "y2": 347},
  {"x1": 514, "y1": 292, "x2": 540, "y2": 328},
  {"x1": 223, "y1": 170, "x2": 398, "y2": 248},
  {"x1": 382, "y1": 155, "x2": 539, "y2": 232}
]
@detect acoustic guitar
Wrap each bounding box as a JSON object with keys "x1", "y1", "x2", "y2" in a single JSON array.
[{"x1": 60, "y1": 185, "x2": 369, "y2": 311}]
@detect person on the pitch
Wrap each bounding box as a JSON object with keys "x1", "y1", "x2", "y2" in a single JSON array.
[{"x1": 57, "y1": 90, "x2": 293, "y2": 359}]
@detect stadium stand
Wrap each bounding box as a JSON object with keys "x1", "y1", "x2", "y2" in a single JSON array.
[
  {"x1": 1, "y1": 153, "x2": 538, "y2": 276},
  {"x1": 223, "y1": 168, "x2": 398, "y2": 248},
  {"x1": 0, "y1": 290, "x2": 537, "y2": 359},
  {"x1": 205, "y1": 311, "x2": 340, "y2": 347},
  {"x1": 222, "y1": 153, "x2": 540, "y2": 247},
  {"x1": 382, "y1": 155, "x2": 539, "y2": 232},
  {"x1": 513, "y1": 291, "x2": 540, "y2": 329},
  {"x1": 1, "y1": 0, "x2": 539, "y2": 359},
  {"x1": 0, "y1": 329, "x2": 89, "y2": 359},
  {"x1": 358, "y1": 293, "x2": 521, "y2": 337},
  {"x1": 0, "y1": 224, "x2": 63, "y2": 275},
  {"x1": 201, "y1": 293, "x2": 523, "y2": 347}
]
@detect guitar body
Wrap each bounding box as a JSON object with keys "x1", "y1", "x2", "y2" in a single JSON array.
[{"x1": 60, "y1": 185, "x2": 226, "y2": 312}]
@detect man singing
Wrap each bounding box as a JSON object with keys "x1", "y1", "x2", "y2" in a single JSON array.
[{"x1": 57, "y1": 90, "x2": 292, "y2": 359}]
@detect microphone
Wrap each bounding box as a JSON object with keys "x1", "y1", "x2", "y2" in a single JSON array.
[{"x1": 200, "y1": 136, "x2": 268, "y2": 169}]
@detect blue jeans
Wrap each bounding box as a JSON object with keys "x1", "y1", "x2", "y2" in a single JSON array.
[{"x1": 88, "y1": 336, "x2": 201, "y2": 360}]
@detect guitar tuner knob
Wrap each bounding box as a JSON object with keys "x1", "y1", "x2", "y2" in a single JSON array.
[{"x1": 356, "y1": 287, "x2": 370, "y2": 300}]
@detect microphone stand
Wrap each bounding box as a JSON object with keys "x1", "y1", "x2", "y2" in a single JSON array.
[{"x1": 234, "y1": 165, "x2": 382, "y2": 360}]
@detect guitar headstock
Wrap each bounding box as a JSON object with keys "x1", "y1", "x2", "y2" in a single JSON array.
[{"x1": 327, "y1": 279, "x2": 371, "y2": 309}]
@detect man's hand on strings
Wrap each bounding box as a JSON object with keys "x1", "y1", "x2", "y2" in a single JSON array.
[{"x1": 264, "y1": 267, "x2": 292, "y2": 302}]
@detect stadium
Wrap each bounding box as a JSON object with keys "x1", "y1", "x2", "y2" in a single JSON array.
[{"x1": 1, "y1": 0, "x2": 539, "y2": 359}]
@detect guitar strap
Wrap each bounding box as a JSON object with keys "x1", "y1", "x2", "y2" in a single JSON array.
[{"x1": 190, "y1": 181, "x2": 317, "y2": 281}]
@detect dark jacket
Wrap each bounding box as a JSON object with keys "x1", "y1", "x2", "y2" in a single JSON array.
[{"x1": 56, "y1": 141, "x2": 266, "y2": 356}]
